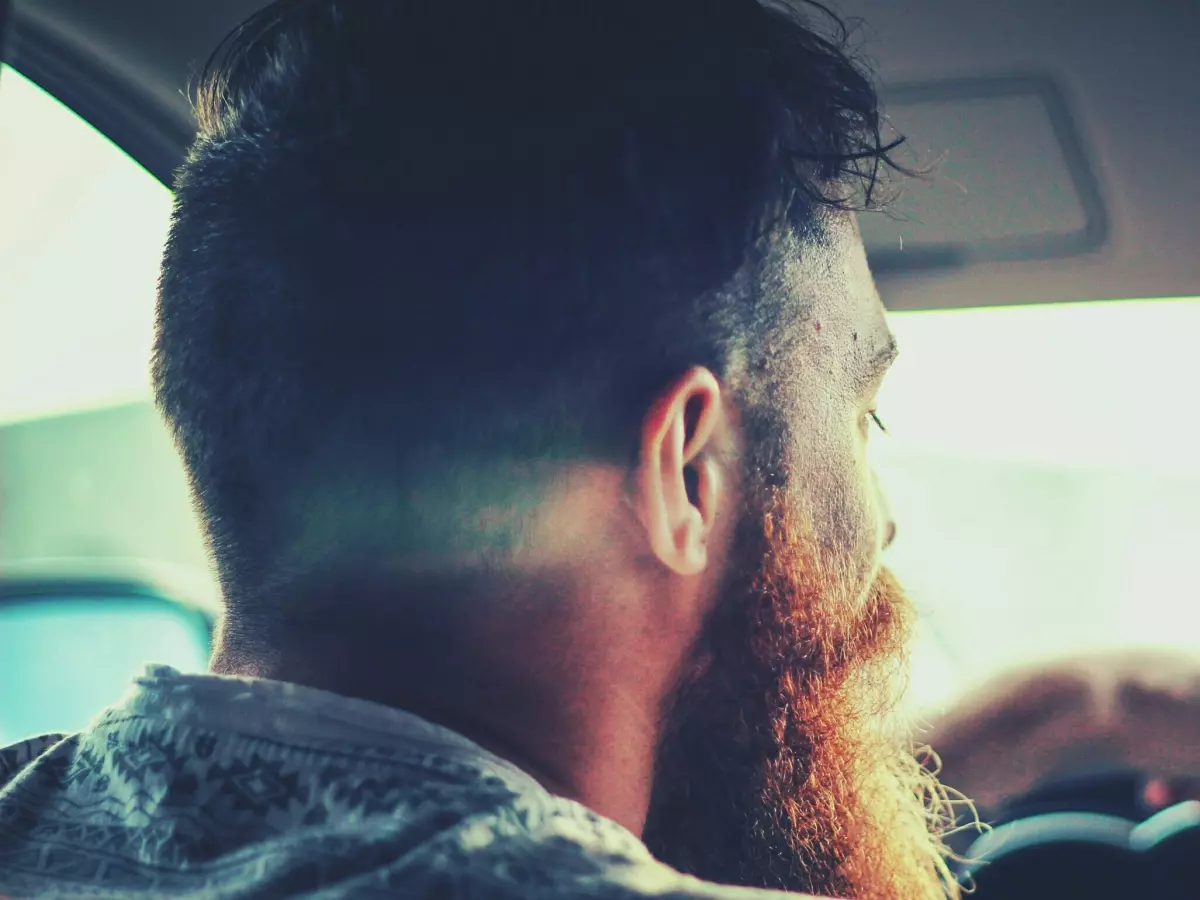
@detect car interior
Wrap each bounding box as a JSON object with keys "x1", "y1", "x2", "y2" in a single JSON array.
[{"x1": 1, "y1": 0, "x2": 1198, "y2": 895}]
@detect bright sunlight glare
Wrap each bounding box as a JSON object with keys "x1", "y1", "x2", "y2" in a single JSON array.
[
  {"x1": 0, "y1": 68, "x2": 171, "y2": 426},
  {"x1": 879, "y1": 299, "x2": 1200, "y2": 479},
  {"x1": 876, "y1": 300, "x2": 1200, "y2": 713}
]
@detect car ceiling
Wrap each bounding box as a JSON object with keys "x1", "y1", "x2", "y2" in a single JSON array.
[{"x1": 5, "y1": 0, "x2": 1199, "y2": 311}]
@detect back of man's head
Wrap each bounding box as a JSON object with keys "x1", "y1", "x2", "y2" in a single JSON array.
[
  {"x1": 152, "y1": 5, "x2": 969, "y2": 896},
  {"x1": 154, "y1": 0, "x2": 897, "y2": 618}
]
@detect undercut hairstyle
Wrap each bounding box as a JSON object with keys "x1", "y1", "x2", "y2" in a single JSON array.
[{"x1": 153, "y1": 0, "x2": 904, "y2": 615}]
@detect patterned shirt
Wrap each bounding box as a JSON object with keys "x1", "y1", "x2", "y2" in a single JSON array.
[{"x1": 0, "y1": 665, "x2": 804, "y2": 899}]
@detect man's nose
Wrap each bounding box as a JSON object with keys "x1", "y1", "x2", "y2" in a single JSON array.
[
  {"x1": 882, "y1": 516, "x2": 897, "y2": 550},
  {"x1": 875, "y1": 473, "x2": 896, "y2": 550}
]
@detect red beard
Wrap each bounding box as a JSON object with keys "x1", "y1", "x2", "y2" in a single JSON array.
[{"x1": 642, "y1": 483, "x2": 957, "y2": 899}]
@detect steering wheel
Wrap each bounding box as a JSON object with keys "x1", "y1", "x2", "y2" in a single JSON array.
[{"x1": 958, "y1": 770, "x2": 1200, "y2": 898}]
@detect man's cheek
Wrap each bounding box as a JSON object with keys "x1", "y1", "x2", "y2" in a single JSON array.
[{"x1": 814, "y1": 467, "x2": 879, "y2": 591}]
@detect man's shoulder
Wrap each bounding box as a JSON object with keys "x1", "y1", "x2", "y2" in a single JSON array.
[
  {"x1": 0, "y1": 717, "x2": 816, "y2": 899},
  {"x1": 545, "y1": 860, "x2": 817, "y2": 900},
  {"x1": 373, "y1": 792, "x2": 812, "y2": 900},
  {"x1": 0, "y1": 733, "x2": 71, "y2": 790}
]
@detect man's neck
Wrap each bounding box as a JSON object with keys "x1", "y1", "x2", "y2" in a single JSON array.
[{"x1": 210, "y1": 612, "x2": 663, "y2": 837}]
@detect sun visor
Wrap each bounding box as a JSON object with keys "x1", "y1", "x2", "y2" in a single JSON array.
[{"x1": 860, "y1": 75, "x2": 1108, "y2": 277}]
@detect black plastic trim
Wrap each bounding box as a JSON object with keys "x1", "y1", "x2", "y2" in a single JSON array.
[{"x1": 4, "y1": 12, "x2": 191, "y2": 188}]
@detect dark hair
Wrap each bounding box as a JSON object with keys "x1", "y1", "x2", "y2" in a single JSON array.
[{"x1": 154, "y1": 0, "x2": 903, "y2": 611}]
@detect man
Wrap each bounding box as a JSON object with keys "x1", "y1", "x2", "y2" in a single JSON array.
[{"x1": 0, "y1": 1, "x2": 956, "y2": 897}]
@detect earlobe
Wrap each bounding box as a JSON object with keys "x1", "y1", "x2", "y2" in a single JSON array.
[{"x1": 634, "y1": 367, "x2": 727, "y2": 577}]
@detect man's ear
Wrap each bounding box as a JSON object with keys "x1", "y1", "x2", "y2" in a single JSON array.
[{"x1": 634, "y1": 367, "x2": 729, "y2": 577}]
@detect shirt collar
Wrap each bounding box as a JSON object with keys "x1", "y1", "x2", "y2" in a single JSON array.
[{"x1": 109, "y1": 663, "x2": 547, "y2": 796}]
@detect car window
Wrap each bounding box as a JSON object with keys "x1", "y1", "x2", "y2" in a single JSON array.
[
  {"x1": 879, "y1": 298, "x2": 1200, "y2": 713},
  {"x1": 2, "y1": 64, "x2": 1195, "y2": 727},
  {"x1": 0, "y1": 68, "x2": 203, "y2": 572},
  {"x1": 0, "y1": 68, "x2": 171, "y2": 423},
  {"x1": 0, "y1": 67, "x2": 210, "y2": 736}
]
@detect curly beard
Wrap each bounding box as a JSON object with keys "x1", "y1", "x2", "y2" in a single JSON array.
[{"x1": 642, "y1": 480, "x2": 957, "y2": 899}]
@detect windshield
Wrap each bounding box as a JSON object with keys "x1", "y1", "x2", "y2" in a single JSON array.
[
  {"x1": 877, "y1": 298, "x2": 1200, "y2": 713},
  {"x1": 2, "y1": 65, "x2": 1196, "y2": 719}
]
